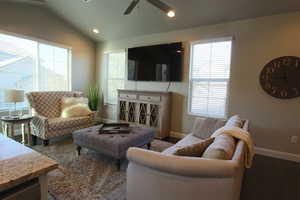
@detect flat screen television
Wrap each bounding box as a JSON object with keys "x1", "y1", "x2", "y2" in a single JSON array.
[{"x1": 127, "y1": 42, "x2": 183, "y2": 81}]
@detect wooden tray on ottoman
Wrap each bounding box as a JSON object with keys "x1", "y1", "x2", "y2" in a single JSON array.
[{"x1": 98, "y1": 123, "x2": 130, "y2": 134}]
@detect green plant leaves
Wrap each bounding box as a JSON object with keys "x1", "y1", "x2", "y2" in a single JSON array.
[{"x1": 88, "y1": 86, "x2": 99, "y2": 111}]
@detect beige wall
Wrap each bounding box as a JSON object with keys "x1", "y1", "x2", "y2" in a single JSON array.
[
  {"x1": 97, "y1": 12, "x2": 300, "y2": 155},
  {"x1": 0, "y1": 2, "x2": 96, "y2": 93}
]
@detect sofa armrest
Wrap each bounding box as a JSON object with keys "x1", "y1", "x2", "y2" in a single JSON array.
[
  {"x1": 127, "y1": 147, "x2": 240, "y2": 178},
  {"x1": 32, "y1": 115, "x2": 49, "y2": 130}
]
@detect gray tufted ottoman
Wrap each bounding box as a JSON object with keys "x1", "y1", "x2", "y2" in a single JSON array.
[{"x1": 72, "y1": 125, "x2": 155, "y2": 170}]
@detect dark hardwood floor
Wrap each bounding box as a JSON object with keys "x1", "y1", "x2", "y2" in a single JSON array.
[
  {"x1": 13, "y1": 135, "x2": 300, "y2": 200},
  {"x1": 241, "y1": 155, "x2": 300, "y2": 200}
]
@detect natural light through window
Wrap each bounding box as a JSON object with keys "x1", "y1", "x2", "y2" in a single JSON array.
[
  {"x1": 0, "y1": 32, "x2": 71, "y2": 112},
  {"x1": 188, "y1": 38, "x2": 232, "y2": 118},
  {"x1": 105, "y1": 51, "x2": 126, "y2": 104}
]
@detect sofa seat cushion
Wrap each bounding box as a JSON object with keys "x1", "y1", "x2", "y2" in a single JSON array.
[
  {"x1": 162, "y1": 133, "x2": 204, "y2": 155},
  {"x1": 174, "y1": 138, "x2": 215, "y2": 157},
  {"x1": 192, "y1": 117, "x2": 226, "y2": 139},
  {"x1": 202, "y1": 134, "x2": 236, "y2": 160},
  {"x1": 48, "y1": 116, "x2": 91, "y2": 131}
]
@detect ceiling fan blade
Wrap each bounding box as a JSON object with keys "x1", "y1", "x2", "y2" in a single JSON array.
[
  {"x1": 146, "y1": 0, "x2": 172, "y2": 13},
  {"x1": 29, "y1": 0, "x2": 46, "y2": 3},
  {"x1": 124, "y1": 0, "x2": 140, "y2": 15},
  {"x1": 0, "y1": 0, "x2": 46, "y2": 4}
]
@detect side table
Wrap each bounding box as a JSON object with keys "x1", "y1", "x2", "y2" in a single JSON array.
[{"x1": 1, "y1": 116, "x2": 33, "y2": 145}]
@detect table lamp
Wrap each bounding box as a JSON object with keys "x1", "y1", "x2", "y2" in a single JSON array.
[{"x1": 4, "y1": 89, "x2": 25, "y2": 117}]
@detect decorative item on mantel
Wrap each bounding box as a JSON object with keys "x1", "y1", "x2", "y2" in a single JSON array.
[{"x1": 4, "y1": 89, "x2": 25, "y2": 118}]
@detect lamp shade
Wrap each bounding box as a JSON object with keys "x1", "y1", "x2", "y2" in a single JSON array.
[{"x1": 4, "y1": 89, "x2": 25, "y2": 103}]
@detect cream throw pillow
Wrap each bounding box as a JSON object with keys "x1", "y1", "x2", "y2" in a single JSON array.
[
  {"x1": 174, "y1": 138, "x2": 215, "y2": 157},
  {"x1": 61, "y1": 97, "x2": 92, "y2": 118},
  {"x1": 61, "y1": 97, "x2": 88, "y2": 110},
  {"x1": 202, "y1": 134, "x2": 236, "y2": 160}
]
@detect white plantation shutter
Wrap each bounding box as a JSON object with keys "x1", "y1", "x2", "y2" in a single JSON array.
[
  {"x1": 189, "y1": 38, "x2": 232, "y2": 118},
  {"x1": 104, "y1": 51, "x2": 126, "y2": 104}
]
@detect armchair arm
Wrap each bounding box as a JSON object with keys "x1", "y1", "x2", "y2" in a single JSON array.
[
  {"x1": 127, "y1": 147, "x2": 240, "y2": 178},
  {"x1": 32, "y1": 115, "x2": 49, "y2": 131}
]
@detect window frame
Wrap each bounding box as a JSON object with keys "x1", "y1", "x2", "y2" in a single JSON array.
[
  {"x1": 0, "y1": 30, "x2": 72, "y2": 112},
  {"x1": 103, "y1": 49, "x2": 126, "y2": 105},
  {"x1": 187, "y1": 37, "x2": 233, "y2": 119}
]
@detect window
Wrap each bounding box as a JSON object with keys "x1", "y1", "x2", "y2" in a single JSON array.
[
  {"x1": 188, "y1": 38, "x2": 232, "y2": 118},
  {"x1": 104, "y1": 51, "x2": 126, "y2": 104},
  {"x1": 0, "y1": 32, "x2": 71, "y2": 112}
]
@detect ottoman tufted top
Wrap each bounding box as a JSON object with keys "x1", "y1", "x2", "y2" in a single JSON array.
[{"x1": 73, "y1": 125, "x2": 155, "y2": 159}]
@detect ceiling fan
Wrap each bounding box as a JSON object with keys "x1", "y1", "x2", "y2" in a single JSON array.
[{"x1": 124, "y1": 0, "x2": 175, "y2": 18}]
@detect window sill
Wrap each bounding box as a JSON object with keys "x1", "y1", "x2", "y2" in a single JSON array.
[{"x1": 187, "y1": 112, "x2": 226, "y2": 120}]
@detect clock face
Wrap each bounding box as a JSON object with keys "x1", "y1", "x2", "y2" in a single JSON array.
[{"x1": 260, "y1": 56, "x2": 300, "y2": 99}]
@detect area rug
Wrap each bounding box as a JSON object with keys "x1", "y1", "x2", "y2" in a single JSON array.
[{"x1": 33, "y1": 138, "x2": 173, "y2": 200}]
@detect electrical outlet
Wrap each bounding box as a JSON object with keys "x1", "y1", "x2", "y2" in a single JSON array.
[{"x1": 290, "y1": 136, "x2": 298, "y2": 144}]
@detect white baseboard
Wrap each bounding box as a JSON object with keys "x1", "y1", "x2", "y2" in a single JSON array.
[
  {"x1": 170, "y1": 131, "x2": 186, "y2": 139},
  {"x1": 169, "y1": 131, "x2": 300, "y2": 163},
  {"x1": 254, "y1": 147, "x2": 300, "y2": 163}
]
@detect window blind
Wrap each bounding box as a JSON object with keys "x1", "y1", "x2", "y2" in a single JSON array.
[
  {"x1": 105, "y1": 51, "x2": 126, "y2": 104},
  {"x1": 189, "y1": 39, "x2": 232, "y2": 118}
]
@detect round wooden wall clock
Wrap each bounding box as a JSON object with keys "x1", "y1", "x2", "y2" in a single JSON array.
[{"x1": 259, "y1": 56, "x2": 300, "y2": 99}]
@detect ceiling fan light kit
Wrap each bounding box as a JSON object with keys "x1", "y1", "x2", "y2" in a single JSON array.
[{"x1": 124, "y1": 0, "x2": 175, "y2": 18}]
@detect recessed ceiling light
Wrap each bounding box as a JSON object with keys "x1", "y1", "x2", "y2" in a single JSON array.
[
  {"x1": 93, "y1": 29, "x2": 99, "y2": 34},
  {"x1": 167, "y1": 10, "x2": 175, "y2": 18}
]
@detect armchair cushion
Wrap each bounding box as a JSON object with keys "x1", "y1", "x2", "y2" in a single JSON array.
[
  {"x1": 61, "y1": 97, "x2": 92, "y2": 118},
  {"x1": 61, "y1": 104, "x2": 92, "y2": 118},
  {"x1": 48, "y1": 116, "x2": 91, "y2": 131},
  {"x1": 61, "y1": 97, "x2": 89, "y2": 110}
]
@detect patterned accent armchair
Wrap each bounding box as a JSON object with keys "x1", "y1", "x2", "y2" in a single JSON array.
[{"x1": 26, "y1": 91, "x2": 93, "y2": 145}]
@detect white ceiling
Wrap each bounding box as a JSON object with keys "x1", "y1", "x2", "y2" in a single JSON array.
[{"x1": 25, "y1": 0, "x2": 300, "y2": 41}]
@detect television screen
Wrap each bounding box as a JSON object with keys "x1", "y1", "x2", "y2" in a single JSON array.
[{"x1": 128, "y1": 42, "x2": 183, "y2": 81}]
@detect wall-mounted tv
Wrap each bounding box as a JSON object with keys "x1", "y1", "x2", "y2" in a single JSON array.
[{"x1": 127, "y1": 42, "x2": 183, "y2": 81}]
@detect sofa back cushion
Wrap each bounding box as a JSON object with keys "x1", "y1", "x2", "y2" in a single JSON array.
[
  {"x1": 192, "y1": 117, "x2": 226, "y2": 139},
  {"x1": 202, "y1": 134, "x2": 236, "y2": 160},
  {"x1": 26, "y1": 91, "x2": 83, "y2": 118},
  {"x1": 174, "y1": 138, "x2": 215, "y2": 157},
  {"x1": 225, "y1": 115, "x2": 243, "y2": 128}
]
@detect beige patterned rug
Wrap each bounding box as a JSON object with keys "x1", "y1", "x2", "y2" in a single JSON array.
[{"x1": 33, "y1": 138, "x2": 172, "y2": 200}]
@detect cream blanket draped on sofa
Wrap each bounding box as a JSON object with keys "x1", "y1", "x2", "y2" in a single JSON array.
[{"x1": 211, "y1": 126, "x2": 254, "y2": 168}]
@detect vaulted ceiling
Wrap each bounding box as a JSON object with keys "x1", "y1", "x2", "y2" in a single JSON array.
[{"x1": 14, "y1": 0, "x2": 300, "y2": 41}]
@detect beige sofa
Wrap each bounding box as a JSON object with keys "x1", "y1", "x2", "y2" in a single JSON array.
[
  {"x1": 26, "y1": 91, "x2": 93, "y2": 145},
  {"x1": 127, "y1": 118, "x2": 249, "y2": 200}
]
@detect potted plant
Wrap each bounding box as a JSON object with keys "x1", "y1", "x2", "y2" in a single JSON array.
[{"x1": 88, "y1": 86, "x2": 100, "y2": 120}]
